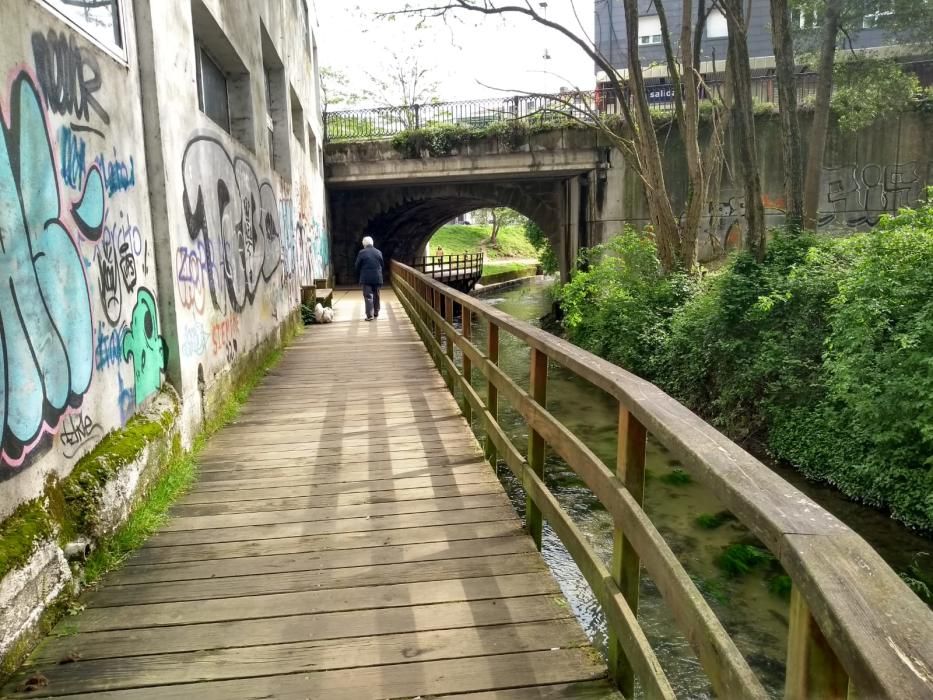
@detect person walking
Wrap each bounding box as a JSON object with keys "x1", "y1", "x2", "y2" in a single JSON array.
[{"x1": 355, "y1": 235, "x2": 384, "y2": 321}]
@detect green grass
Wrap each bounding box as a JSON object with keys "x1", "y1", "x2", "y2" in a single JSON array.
[
  {"x1": 482, "y1": 261, "x2": 536, "y2": 275},
  {"x1": 429, "y1": 224, "x2": 538, "y2": 259}
]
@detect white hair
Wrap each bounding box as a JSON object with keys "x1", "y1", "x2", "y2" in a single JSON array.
[{"x1": 362, "y1": 236, "x2": 374, "y2": 248}]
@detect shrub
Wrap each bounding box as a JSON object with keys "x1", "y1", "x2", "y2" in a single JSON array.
[
  {"x1": 524, "y1": 219, "x2": 558, "y2": 275},
  {"x1": 556, "y1": 228, "x2": 694, "y2": 379}
]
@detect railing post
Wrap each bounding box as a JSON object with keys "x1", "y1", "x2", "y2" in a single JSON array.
[
  {"x1": 484, "y1": 322, "x2": 499, "y2": 468},
  {"x1": 462, "y1": 307, "x2": 473, "y2": 424},
  {"x1": 445, "y1": 290, "x2": 455, "y2": 366},
  {"x1": 609, "y1": 405, "x2": 647, "y2": 696},
  {"x1": 526, "y1": 348, "x2": 548, "y2": 550},
  {"x1": 785, "y1": 586, "x2": 849, "y2": 700}
]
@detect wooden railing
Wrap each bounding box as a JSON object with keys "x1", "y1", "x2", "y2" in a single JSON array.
[
  {"x1": 391, "y1": 260, "x2": 933, "y2": 699},
  {"x1": 412, "y1": 254, "x2": 484, "y2": 291}
]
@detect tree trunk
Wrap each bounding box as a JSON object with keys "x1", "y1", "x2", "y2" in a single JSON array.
[
  {"x1": 490, "y1": 210, "x2": 500, "y2": 244},
  {"x1": 722, "y1": 0, "x2": 766, "y2": 260},
  {"x1": 770, "y1": 0, "x2": 804, "y2": 229},
  {"x1": 803, "y1": 0, "x2": 841, "y2": 230},
  {"x1": 621, "y1": 0, "x2": 684, "y2": 272}
]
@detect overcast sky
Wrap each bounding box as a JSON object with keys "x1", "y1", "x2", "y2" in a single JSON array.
[{"x1": 314, "y1": 1, "x2": 598, "y2": 107}]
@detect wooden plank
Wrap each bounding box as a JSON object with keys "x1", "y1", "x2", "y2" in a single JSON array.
[
  {"x1": 10, "y1": 620, "x2": 589, "y2": 696},
  {"x1": 176, "y1": 470, "x2": 499, "y2": 504},
  {"x1": 26, "y1": 648, "x2": 607, "y2": 700},
  {"x1": 85, "y1": 553, "x2": 547, "y2": 608},
  {"x1": 441, "y1": 682, "x2": 623, "y2": 699},
  {"x1": 69, "y1": 572, "x2": 561, "y2": 633},
  {"x1": 126, "y1": 520, "x2": 527, "y2": 566},
  {"x1": 161, "y1": 493, "x2": 511, "y2": 532},
  {"x1": 30, "y1": 594, "x2": 573, "y2": 664},
  {"x1": 12, "y1": 288, "x2": 606, "y2": 700},
  {"x1": 108, "y1": 536, "x2": 536, "y2": 586},
  {"x1": 170, "y1": 481, "x2": 505, "y2": 516},
  {"x1": 142, "y1": 506, "x2": 521, "y2": 547}
]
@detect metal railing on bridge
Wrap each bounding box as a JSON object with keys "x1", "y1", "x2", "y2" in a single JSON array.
[
  {"x1": 391, "y1": 260, "x2": 933, "y2": 699},
  {"x1": 411, "y1": 254, "x2": 484, "y2": 292},
  {"x1": 324, "y1": 75, "x2": 817, "y2": 142}
]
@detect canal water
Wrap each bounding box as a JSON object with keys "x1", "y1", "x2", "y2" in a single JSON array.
[{"x1": 460, "y1": 279, "x2": 933, "y2": 699}]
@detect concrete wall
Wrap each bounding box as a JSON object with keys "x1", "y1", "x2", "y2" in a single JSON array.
[
  {"x1": 136, "y1": 0, "x2": 330, "y2": 443},
  {"x1": 0, "y1": 0, "x2": 330, "y2": 515},
  {"x1": 590, "y1": 110, "x2": 933, "y2": 261},
  {"x1": 0, "y1": 0, "x2": 161, "y2": 517}
]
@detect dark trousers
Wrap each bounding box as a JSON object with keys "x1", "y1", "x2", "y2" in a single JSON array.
[{"x1": 363, "y1": 284, "x2": 381, "y2": 318}]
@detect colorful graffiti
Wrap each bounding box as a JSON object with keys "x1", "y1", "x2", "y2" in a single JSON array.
[
  {"x1": 181, "y1": 136, "x2": 283, "y2": 314},
  {"x1": 122, "y1": 288, "x2": 167, "y2": 405},
  {"x1": 0, "y1": 73, "x2": 104, "y2": 471}
]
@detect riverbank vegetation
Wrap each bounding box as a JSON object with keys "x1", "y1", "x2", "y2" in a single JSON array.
[{"x1": 557, "y1": 197, "x2": 933, "y2": 532}]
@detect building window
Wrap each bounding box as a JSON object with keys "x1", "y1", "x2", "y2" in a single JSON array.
[
  {"x1": 191, "y1": 0, "x2": 254, "y2": 150},
  {"x1": 300, "y1": 0, "x2": 311, "y2": 53},
  {"x1": 261, "y1": 22, "x2": 289, "y2": 177},
  {"x1": 40, "y1": 0, "x2": 123, "y2": 50},
  {"x1": 638, "y1": 15, "x2": 662, "y2": 45},
  {"x1": 291, "y1": 85, "x2": 305, "y2": 148},
  {"x1": 308, "y1": 126, "x2": 318, "y2": 173},
  {"x1": 863, "y1": 0, "x2": 894, "y2": 28},
  {"x1": 196, "y1": 46, "x2": 230, "y2": 132},
  {"x1": 793, "y1": 9, "x2": 820, "y2": 29},
  {"x1": 706, "y1": 9, "x2": 729, "y2": 38}
]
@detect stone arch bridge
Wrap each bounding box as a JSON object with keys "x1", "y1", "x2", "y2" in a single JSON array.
[{"x1": 325, "y1": 128, "x2": 608, "y2": 284}]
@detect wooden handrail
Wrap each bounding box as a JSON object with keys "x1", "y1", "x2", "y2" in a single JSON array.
[{"x1": 391, "y1": 260, "x2": 933, "y2": 699}]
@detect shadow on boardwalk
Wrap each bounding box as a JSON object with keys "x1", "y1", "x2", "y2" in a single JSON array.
[{"x1": 4, "y1": 290, "x2": 618, "y2": 699}]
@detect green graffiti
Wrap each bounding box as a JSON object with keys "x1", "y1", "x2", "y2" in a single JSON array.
[{"x1": 122, "y1": 287, "x2": 167, "y2": 404}]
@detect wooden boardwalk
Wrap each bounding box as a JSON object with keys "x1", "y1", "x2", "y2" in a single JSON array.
[{"x1": 7, "y1": 291, "x2": 617, "y2": 699}]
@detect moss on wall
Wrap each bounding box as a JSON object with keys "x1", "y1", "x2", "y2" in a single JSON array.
[{"x1": 0, "y1": 500, "x2": 57, "y2": 579}]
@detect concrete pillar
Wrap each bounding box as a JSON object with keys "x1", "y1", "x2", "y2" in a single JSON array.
[{"x1": 568, "y1": 175, "x2": 581, "y2": 274}]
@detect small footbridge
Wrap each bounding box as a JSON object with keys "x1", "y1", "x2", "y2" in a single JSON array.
[
  {"x1": 6, "y1": 269, "x2": 932, "y2": 699},
  {"x1": 412, "y1": 253, "x2": 485, "y2": 292}
]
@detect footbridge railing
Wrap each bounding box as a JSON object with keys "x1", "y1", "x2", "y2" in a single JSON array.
[
  {"x1": 411, "y1": 254, "x2": 484, "y2": 292},
  {"x1": 391, "y1": 260, "x2": 933, "y2": 699}
]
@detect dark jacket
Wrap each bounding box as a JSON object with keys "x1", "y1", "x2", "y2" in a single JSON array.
[{"x1": 355, "y1": 246, "x2": 384, "y2": 286}]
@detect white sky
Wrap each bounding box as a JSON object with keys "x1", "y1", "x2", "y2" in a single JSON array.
[{"x1": 314, "y1": 0, "x2": 598, "y2": 107}]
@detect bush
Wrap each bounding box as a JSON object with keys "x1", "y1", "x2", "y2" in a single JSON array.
[
  {"x1": 769, "y1": 203, "x2": 933, "y2": 526},
  {"x1": 524, "y1": 219, "x2": 557, "y2": 275},
  {"x1": 556, "y1": 228, "x2": 694, "y2": 379},
  {"x1": 560, "y1": 196, "x2": 933, "y2": 530}
]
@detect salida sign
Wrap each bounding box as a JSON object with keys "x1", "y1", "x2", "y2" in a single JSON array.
[{"x1": 646, "y1": 85, "x2": 676, "y2": 104}]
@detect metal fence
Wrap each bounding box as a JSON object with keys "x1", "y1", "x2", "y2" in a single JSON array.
[{"x1": 324, "y1": 74, "x2": 824, "y2": 142}]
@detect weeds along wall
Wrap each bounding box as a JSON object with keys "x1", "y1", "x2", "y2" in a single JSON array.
[{"x1": 0, "y1": 1, "x2": 328, "y2": 530}]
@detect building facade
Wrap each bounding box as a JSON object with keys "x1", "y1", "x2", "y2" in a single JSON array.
[
  {"x1": 594, "y1": 0, "x2": 916, "y2": 85},
  {"x1": 0, "y1": 0, "x2": 330, "y2": 658}
]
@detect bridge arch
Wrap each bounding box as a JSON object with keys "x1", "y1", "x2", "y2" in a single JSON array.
[{"x1": 328, "y1": 179, "x2": 573, "y2": 285}]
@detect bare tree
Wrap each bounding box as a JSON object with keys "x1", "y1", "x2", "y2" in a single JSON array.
[
  {"x1": 803, "y1": 0, "x2": 842, "y2": 230},
  {"x1": 769, "y1": 0, "x2": 804, "y2": 229},
  {"x1": 718, "y1": 0, "x2": 766, "y2": 259},
  {"x1": 362, "y1": 42, "x2": 440, "y2": 129},
  {"x1": 381, "y1": 0, "x2": 741, "y2": 274}
]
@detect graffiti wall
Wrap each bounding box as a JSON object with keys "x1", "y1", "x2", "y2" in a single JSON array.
[
  {"x1": 0, "y1": 2, "x2": 164, "y2": 511},
  {"x1": 594, "y1": 111, "x2": 933, "y2": 261},
  {"x1": 140, "y1": 0, "x2": 331, "y2": 439}
]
